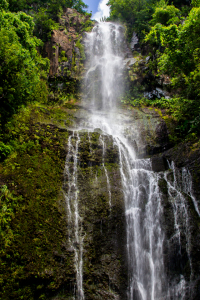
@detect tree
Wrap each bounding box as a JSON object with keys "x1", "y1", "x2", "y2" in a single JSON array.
[
  {"x1": 150, "y1": 1, "x2": 181, "y2": 26},
  {"x1": 145, "y1": 6, "x2": 200, "y2": 133},
  {"x1": 33, "y1": 8, "x2": 59, "y2": 41},
  {"x1": 0, "y1": 10, "x2": 49, "y2": 126},
  {"x1": 146, "y1": 6, "x2": 200, "y2": 96},
  {"x1": 0, "y1": 0, "x2": 9, "y2": 10},
  {"x1": 7, "y1": 0, "x2": 88, "y2": 14},
  {"x1": 108, "y1": 0, "x2": 154, "y2": 39}
]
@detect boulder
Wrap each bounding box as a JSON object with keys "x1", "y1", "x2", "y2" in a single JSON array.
[{"x1": 151, "y1": 156, "x2": 168, "y2": 172}]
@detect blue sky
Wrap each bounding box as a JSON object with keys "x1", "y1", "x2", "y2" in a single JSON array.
[
  {"x1": 84, "y1": 0, "x2": 110, "y2": 20},
  {"x1": 84, "y1": 0, "x2": 99, "y2": 15}
]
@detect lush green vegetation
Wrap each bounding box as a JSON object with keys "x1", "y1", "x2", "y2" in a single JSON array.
[
  {"x1": 108, "y1": 0, "x2": 155, "y2": 39},
  {"x1": 0, "y1": 0, "x2": 90, "y2": 159},
  {"x1": 145, "y1": 1, "x2": 200, "y2": 137},
  {"x1": 108, "y1": 0, "x2": 200, "y2": 139},
  {"x1": 108, "y1": 0, "x2": 191, "y2": 38},
  {"x1": 0, "y1": 0, "x2": 91, "y2": 295},
  {"x1": 0, "y1": 103, "x2": 77, "y2": 299},
  {"x1": 7, "y1": 0, "x2": 90, "y2": 41},
  {"x1": 0, "y1": 0, "x2": 200, "y2": 298},
  {"x1": 8, "y1": 0, "x2": 88, "y2": 14},
  {"x1": 0, "y1": 5, "x2": 49, "y2": 127}
]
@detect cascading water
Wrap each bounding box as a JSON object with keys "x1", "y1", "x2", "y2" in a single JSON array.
[
  {"x1": 82, "y1": 22, "x2": 167, "y2": 299},
  {"x1": 83, "y1": 22, "x2": 168, "y2": 299},
  {"x1": 63, "y1": 21, "x2": 199, "y2": 299},
  {"x1": 99, "y1": 135, "x2": 112, "y2": 208},
  {"x1": 164, "y1": 161, "x2": 200, "y2": 299},
  {"x1": 115, "y1": 140, "x2": 166, "y2": 300},
  {"x1": 63, "y1": 132, "x2": 85, "y2": 300},
  {"x1": 84, "y1": 22, "x2": 124, "y2": 111}
]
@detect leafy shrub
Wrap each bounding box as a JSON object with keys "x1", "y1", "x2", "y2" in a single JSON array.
[
  {"x1": 0, "y1": 10, "x2": 49, "y2": 127},
  {"x1": 34, "y1": 8, "x2": 59, "y2": 41},
  {"x1": 150, "y1": 2, "x2": 181, "y2": 26},
  {"x1": 0, "y1": 142, "x2": 12, "y2": 160}
]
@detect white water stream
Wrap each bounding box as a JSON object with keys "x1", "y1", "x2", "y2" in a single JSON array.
[
  {"x1": 63, "y1": 22, "x2": 199, "y2": 299},
  {"x1": 83, "y1": 22, "x2": 167, "y2": 300},
  {"x1": 99, "y1": 134, "x2": 112, "y2": 208},
  {"x1": 63, "y1": 132, "x2": 85, "y2": 299}
]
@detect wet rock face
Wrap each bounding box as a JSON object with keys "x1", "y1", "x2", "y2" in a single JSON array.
[
  {"x1": 130, "y1": 32, "x2": 140, "y2": 52},
  {"x1": 78, "y1": 132, "x2": 119, "y2": 167},
  {"x1": 63, "y1": 131, "x2": 128, "y2": 299},
  {"x1": 45, "y1": 30, "x2": 73, "y2": 77},
  {"x1": 145, "y1": 120, "x2": 172, "y2": 155},
  {"x1": 155, "y1": 121, "x2": 169, "y2": 146},
  {"x1": 151, "y1": 156, "x2": 168, "y2": 172},
  {"x1": 163, "y1": 141, "x2": 200, "y2": 201},
  {"x1": 63, "y1": 106, "x2": 200, "y2": 299},
  {"x1": 158, "y1": 160, "x2": 200, "y2": 299},
  {"x1": 73, "y1": 105, "x2": 173, "y2": 158},
  {"x1": 125, "y1": 50, "x2": 172, "y2": 100}
]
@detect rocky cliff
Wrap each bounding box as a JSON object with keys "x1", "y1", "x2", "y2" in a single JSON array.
[
  {"x1": 0, "y1": 13, "x2": 200, "y2": 300},
  {"x1": 1, "y1": 98, "x2": 200, "y2": 299},
  {"x1": 45, "y1": 8, "x2": 94, "y2": 79}
]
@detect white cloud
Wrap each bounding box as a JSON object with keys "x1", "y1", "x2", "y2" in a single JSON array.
[{"x1": 93, "y1": 0, "x2": 110, "y2": 21}]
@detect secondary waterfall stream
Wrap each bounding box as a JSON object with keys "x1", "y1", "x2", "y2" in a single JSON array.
[{"x1": 63, "y1": 22, "x2": 199, "y2": 299}]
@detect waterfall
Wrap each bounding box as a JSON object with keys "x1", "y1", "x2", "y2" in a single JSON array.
[
  {"x1": 84, "y1": 22, "x2": 124, "y2": 111},
  {"x1": 83, "y1": 22, "x2": 167, "y2": 299},
  {"x1": 99, "y1": 134, "x2": 112, "y2": 208},
  {"x1": 63, "y1": 132, "x2": 85, "y2": 300},
  {"x1": 182, "y1": 167, "x2": 200, "y2": 217},
  {"x1": 115, "y1": 139, "x2": 166, "y2": 300},
  {"x1": 164, "y1": 161, "x2": 200, "y2": 299},
  {"x1": 63, "y1": 22, "x2": 199, "y2": 299}
]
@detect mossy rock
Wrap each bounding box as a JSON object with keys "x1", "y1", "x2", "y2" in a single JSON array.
[
  {"x1": 0, "y1": 110, "x2": 128, "y2": 299},
  {"x1": 0, "y1": 104, "x2": 77, "y2": 299}
]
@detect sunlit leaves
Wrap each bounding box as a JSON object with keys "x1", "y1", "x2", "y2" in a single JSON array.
[
  {"x1": 150, "y1": 4, "x2": 181, "y2": 26},
  {"x1": 33, "y1": 8, "x2": 59, "y2": 41},
  {"x1": 0, "y1": 185, "x2": 21, "y2": 248},
  {"x1": 0, "y1": 10, "x2": 49, "y2": 125},
  {"x1": 146, "y1": 6, "x2": 200, "y2": 97},
  {"x1": 0, "y1": 0, "x2": 8, "y2": 10},
  {"x1": 108, "y1": 0, "x2": 154, "y2": 39}
]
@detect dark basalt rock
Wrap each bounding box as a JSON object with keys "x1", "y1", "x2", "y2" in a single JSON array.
[
  {"x1": 162, "y1": 140, "x2": 200, "y2": 201},
  {"x1": 156, "y1": 121, "x2": 169, "y2": 146},
  {"x1": 154, "y1": 140, "x2": 200, "y2": 300},
  {"x1": 1, "y1": 99, "x2": 200, "y2": 299},
  {"x1": 151, "y1": 156, "x2": 168, "y2": 172},
  {"x1": 74, "y1": 132, "x2": 128, "y2": 299}
]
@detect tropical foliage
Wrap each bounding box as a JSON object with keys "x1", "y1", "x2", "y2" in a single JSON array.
[
  {"x1": 8, "y1": 0, "x2": 88, "y2": 14},
  {"x1": 145, "y1": 3, "x2": 200, "y2": 134},
  {"x1": 109, "y1": 0, "x2": 200, "y2": 137},
  {"x1": 0, "y1": 7, "x2": 50, "y2": 127},
  {"x1": 107, "y1": 0, "x2": 191, "y2": 38},
  {"x1": 0, "y1": 0, "x2": 89, "y2": 161},
  {"x1": 107, "y1": 0, "x2": 154, "y2": 39}
]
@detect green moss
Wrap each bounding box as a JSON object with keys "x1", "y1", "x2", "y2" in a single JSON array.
[
  {"x1": 80, "y1": 19, "x2": 95, "y2": 33},
  {"x1": 0, "y1": 104, "x2": 77, "y2": 299},
  {"x1": 0, "y1": 112, "x2": 128, "y2": 299},
  {"x1": 73, "y1": 132, "x2": 128, "y2": 298}
]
